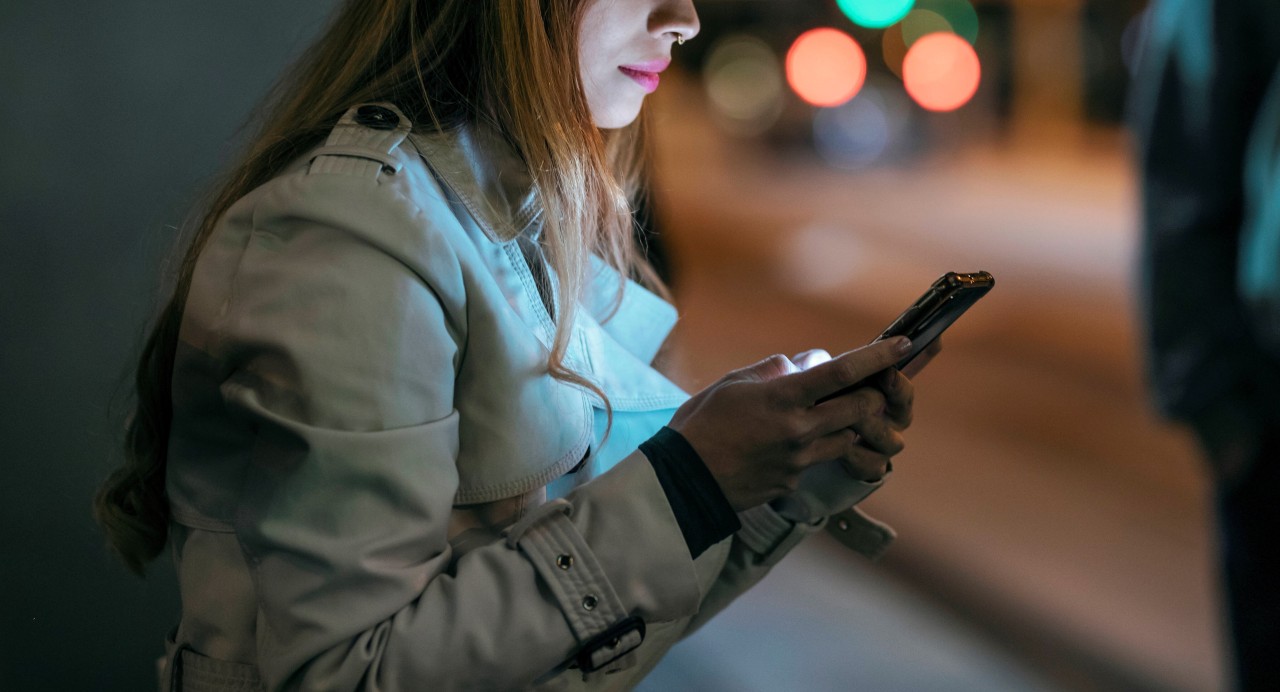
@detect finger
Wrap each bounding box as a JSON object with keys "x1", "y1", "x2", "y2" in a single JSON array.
[
  {"x1": 808, "y1": 387, "x2": 905, "y2": 456},
  {"x1": 806, "y1": 429, "x2": 894, "y2": 481},
  {"x1": 808, "y1": 386, "x2": 886, "y2": 438},
  {"x1": 805, "y1": 427, "x2": 857, "y2": 463},
  {"x1": 839, "y1": 444, "x2": 893, "y2": 482},
  {"x1": 900, "y1": 338, "x2": 942, "y2": 379},
  {"x1": 822, "y1": 383, "x2": 901, "y2": 455},
  {"x1": 875, "y1": 368, "x2": 915, "y2": 429},
  {"x1": 785, "y1": 337, "x2": 911, "y2": 404},
  {"x1": 791, "y1": 349, "x2": 832, "y2": 371},
  {"x1": 850, "y1": 411, "x2": 904, "y2": 457}
]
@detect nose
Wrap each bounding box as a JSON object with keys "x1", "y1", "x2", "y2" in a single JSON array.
[{"x1": 650, "y1": 0, "x2": 700, "y2": 44}]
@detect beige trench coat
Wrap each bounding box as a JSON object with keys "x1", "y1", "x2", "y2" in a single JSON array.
[{"x1": 160, "y1": 103, "x2": 895, "y2": 691}]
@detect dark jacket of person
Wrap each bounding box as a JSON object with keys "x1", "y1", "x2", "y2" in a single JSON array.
[{"x1": 1131, "y1": 0, "x2": 1280, "y2": 432}]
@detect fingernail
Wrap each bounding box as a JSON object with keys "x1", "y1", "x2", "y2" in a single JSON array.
[{"x1": 894, "y1": 337, "x2": 913, "y2": 354}]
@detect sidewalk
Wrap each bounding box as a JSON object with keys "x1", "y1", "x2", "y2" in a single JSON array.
[{"x1": 640, "y1": 535, "x2": 1056, "y2": 692}]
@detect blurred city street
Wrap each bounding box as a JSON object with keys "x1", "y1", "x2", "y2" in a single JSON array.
[{"x1": 641, "y1": 74, "x2": 1223, "y2": 691}]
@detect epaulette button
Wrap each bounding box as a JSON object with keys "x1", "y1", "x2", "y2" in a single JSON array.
[{"x1": 355, "y1": 105, "x2": 400, "y2": 130}]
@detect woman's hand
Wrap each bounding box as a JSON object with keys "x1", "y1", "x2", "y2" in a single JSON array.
[
  {"x1": 668, "y1": 337, "x2": 915, "y2": 511},
  {"x1": 793, "y1": 339, "x2": 936, "y2": 483}
]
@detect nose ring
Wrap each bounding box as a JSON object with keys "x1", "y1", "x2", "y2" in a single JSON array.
[{"x1": 673, "y1": 32, "x2": 685, "y2": 46}]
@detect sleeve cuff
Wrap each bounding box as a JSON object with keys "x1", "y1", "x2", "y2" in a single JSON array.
[
  {"x1": 640, "y1": 427, "x2": 741, "y2": 559},
  {"x1": 736, "y1": 503, "x2": 820, "y2": 567},
  {"x1": 769, "y1": 460, "x2": 888, "y2": 525}
]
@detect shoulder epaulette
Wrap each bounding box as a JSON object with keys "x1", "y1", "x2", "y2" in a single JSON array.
[{"x1": 309, "y1": 103, "x2": 412, "y2": 178}]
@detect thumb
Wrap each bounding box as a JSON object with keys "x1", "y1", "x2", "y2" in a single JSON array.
[
  {"x1": 739, "y1": 354, "x2": 800, "y2": 383},
  {"x1": 792, "y1": 349, "x2": 833, "y2": 371}
]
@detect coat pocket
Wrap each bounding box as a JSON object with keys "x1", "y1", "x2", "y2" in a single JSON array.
[{"x1": 163, "y1": 644, "x2": 265, "y2": 692}]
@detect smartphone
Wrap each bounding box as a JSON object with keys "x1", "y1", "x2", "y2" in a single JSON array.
[
  {"x1": 877, "y1": 270, "x2": 994, "y2": 370},
  {"x1": 816, "y1": 271, "x2": 994, "y2": 404}
]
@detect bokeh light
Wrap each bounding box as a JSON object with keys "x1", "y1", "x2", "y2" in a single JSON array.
[
  {"x1": 812, "y1": 79, "x2": 912, "y2": 169},
  {"x1": 910, "y1": 0, "x2": 979, "y2": 44},
  {"x1": 882, "y1": 24, "x2": 908, "y2": 78},
  {"x1": 786, "y1": 28, "x2": 867, "y2": 108},
  {"x1": 836, "y1": 0, "x2": 916, "y2": 30},
  {"x1": 888, "y1": 0, "x2": 979, "y2": 77},
  {"x1": 902, "y1": 10, "x2": 954, "y2": 47},
  {"x1": 704, "y1": 35, "x2": 785, "y2": 137},
  {"x1": 903, "y1": 32, "x2": 981, "y2": 111}
]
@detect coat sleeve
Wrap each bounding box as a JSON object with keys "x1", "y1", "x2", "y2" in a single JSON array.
[
  {"x1": 216, "y1": 170, "x2": 703, "y2": 690},
  {"x1": 677, "y1": 501, "x2": 894, "y2": 637}
]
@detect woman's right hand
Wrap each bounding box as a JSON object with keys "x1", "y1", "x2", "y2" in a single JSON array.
[{"x1": 667, "y1": 337, "x2": 915, "y2": 511}]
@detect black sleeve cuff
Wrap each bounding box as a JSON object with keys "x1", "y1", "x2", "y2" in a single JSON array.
[{"x1": 640, "y1": 426, "x2": 742, "y2": 559}]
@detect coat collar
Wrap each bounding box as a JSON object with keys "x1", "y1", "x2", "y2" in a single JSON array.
[
  {"x1": 408, "y1": 123, "x2": 539, "y2": 243},
  {"x1": 407, "y1": 120, "x2": 681, "y2": 375}
]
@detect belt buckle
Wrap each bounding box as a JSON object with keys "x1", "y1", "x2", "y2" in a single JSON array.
[{"x1": 575, "y1": 616, "x2": 646, "y2": 673}]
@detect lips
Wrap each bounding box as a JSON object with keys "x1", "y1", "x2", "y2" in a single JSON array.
[{"x1": 618, "y1": 59, "x2": 670, "y2": 94}]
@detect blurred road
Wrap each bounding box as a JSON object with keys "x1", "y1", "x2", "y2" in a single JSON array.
[
  {"x1": 639, "y1": 535, "x2": 1055, "y2": 692},
  {"x1": 640, "y1": 76, "x2": 1223, "y2": 691}
]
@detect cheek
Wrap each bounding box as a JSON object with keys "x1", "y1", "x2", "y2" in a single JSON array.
[
  {"x1": 579, "y1": 62, "x2": 611, "y2": 124},
  {"x1": 576, "y1": 3, "x2": 644, "y2": 128},
  {"x1": 577, "y1": 3, "x2": 609, "y2": 87},
  {"x1": 578, "y1": 31, "x2": 603, "y2": 105},
  {"x1": 578, "y1": 49, "x2": 629, "y2": 126}
]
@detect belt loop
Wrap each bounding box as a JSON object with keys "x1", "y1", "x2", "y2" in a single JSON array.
[{"x1": 503, "y1": 498, "x2": 573, "y2": 548}]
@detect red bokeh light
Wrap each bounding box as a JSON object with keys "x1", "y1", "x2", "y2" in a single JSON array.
[
  {"x1": 786, "y1": 28, "x2": 867, "y2": 108},
  {"x1": 903, "y1": 33, "x2": 981, "y2": 112}
]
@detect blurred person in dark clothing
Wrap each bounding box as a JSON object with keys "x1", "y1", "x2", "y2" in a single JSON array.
[{"x1": 1131, "y1": 0, "x2": 1280, "y2": 689}]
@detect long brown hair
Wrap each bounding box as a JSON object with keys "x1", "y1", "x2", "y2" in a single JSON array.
[{"x1": 95, "y1": 0, "x2": 668, "y2": 575}]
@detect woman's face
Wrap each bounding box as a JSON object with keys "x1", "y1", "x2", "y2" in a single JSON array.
[{"x1": 578, "y1": 0, "x2": 700, "y2": 129}]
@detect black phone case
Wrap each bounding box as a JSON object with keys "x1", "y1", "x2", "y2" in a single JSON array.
[
  {"x1": 814, "y1": 271, "x2": 994, "y2": 405},
  {"x1": 877, "y1": 271, "x2": 995, "y2": 370}
]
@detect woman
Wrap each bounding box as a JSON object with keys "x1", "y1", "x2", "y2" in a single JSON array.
[{"x1": 95, "y1": 0, "x2": 918, "y2": 689}]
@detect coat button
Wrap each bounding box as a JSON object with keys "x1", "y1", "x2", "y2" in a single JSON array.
[
  {"x1": 837, "y1": 519, "x2": 851, "y2": 532},
  {"x1": 582, "y1": 595, "x2": 598, "y2": 611},
  {"x1": 556, "y1": 554, "x2": 574, "y2": 570},
  {"x1": 355, "y1": 105, "x2": 399, "y2": 130}
]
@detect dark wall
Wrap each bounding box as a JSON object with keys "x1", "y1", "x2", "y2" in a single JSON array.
[{"x1": 0, "y1": 2, "x2": 337, "y2": 688}]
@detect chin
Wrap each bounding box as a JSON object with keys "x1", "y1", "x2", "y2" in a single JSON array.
[{"x1": 593, "y1": 101, "x2": 644, "y2": 130}]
